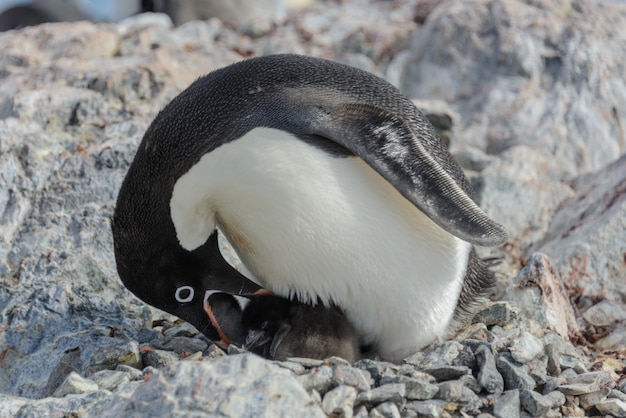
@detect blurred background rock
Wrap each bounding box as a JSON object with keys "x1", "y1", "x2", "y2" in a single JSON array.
[{"x1": 0, "y1": 0, "x2": 316, "y2": 30}]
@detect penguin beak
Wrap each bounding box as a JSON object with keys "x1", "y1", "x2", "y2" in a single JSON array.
[
  {"x1": 244, "y1": 329, "x2": 272, "y2": 351},
  {"x1": 203, "y1": 290, "x2": 246, "y2": 349}
]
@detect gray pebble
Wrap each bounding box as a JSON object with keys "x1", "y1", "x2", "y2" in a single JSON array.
[
  {"x1": 435, "y1": 380, "x2": 464, "y2": 402},
  {"x1": 493, "y1": 389, "x2": 521, "y2": 418},
  {"x1": 151, "y1": 336, "x2": 208, "y2": 354},
  {"x1": 519, "y1": 389, "x2": 565, "y2": 417},
  {"x1": 52, "y1": 372, "x2": 99, "y2": 397},
  {"x1": 226, "y1": 344, "x2": 246, "y2": 356},
  {"x1": 472, "y1": 302, "x2": 517, "y2": 327},
  {"x1": 353, "y1": 405, "x2": 369, "y2": 418},
  {"x1": 141, "y1": 348, "x2": 177, "y2": 369},
  {"x1": 136, "y1": 328, "x2": 161, "y2": 344},
  {"x1": 142, "y1": 366, "x2": 159, "y2": 378},
  {"x1": 460, "y1": 386, "x2": 484, "y2": 414},
  {"x1": 509, "y1": 332, "x2": 543, "y2": 364},
  {"x1": 558, "y1": 370, "x2": 614, "y2": 395},
  {"x1": 459, "y1": 373, "x2": 483, "y2": 394},
  {"x1": 288, "y1": 357, "x2": 325, "y2": 368},
  {"x1": 544, "y1": 343, "x2": 561, "y2": 376},
  {"x1": 526, "y1": 354, "x2": 548, "y2": 385},
  {"x1": 115, "y1": 364, "x2": 144, "y2": 380},
  {"x1": 89, "y1": 370, "x2": 130, "y2": 392},
  {"x1": 355, "y1": 383, "x2": 406, "y2": 407},
  {"x1": 274, "y1": 360, "x2": 307, "y2": 375},
  {"x1": 86, "y1": 341, "x2": 141, "y2": 373},
  {"x1": 423, "y1": 365, "x2": 471, "y2": 381},
  {"x1": 404, "y1": 399, "x2": 447, "y2": 417},
  {"x1": 496, "y1": 353, "x2": 536, "y2": 390},
  {"x1": 381, "y1": 375, "x2": 438, "y2": 401},
  {"x1": 333, "y1": 365, "x2": 373, "y2": 392},
  {"x1": 540, "y1": 376, "x2": 562, "y2": 394},
  {"x1": 594, "y1": 398, "x2": 626, "y2": 417},
  {"x1": 162, "y1": 321, "x2": 199, "y2": 338},
  {"x1": 321, "y1": 385, "x2": 357, "y2": 418},
  {"x1": 370, "y1": 402, "x2": 401, "y2": 418},
  {"x1": 611, "y1": 389, "x2": 626, "y2": 402},
  {"x1": 297, "y1": 365, "x2": 334, "y2": 394},
  {"x1": 475, "y1": 344, "x2": 504, "y2": 394},
  {"x1": 579, "y1": 387, "x2": 610, "y2": 409},
  {"x1": 326, "y1": 356, "x2": 353, "y2": 367}
]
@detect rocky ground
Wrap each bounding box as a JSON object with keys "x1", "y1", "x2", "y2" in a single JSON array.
[{"x1": 0, "y1": 0, "x2": 625, "y2": 416}]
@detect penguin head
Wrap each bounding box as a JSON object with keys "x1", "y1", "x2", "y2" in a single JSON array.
[{"x1": 241, "y1": 294, "x2": 293, "y2": 352}]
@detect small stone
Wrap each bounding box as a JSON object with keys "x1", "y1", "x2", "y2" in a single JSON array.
[
  {"x1": 581, "y1": 300, "x2": 626, "y2": 326},
  {"x1": 151, "y1": 335, "x2": 208, "y2": 354},
  {"x1": 496, "y1": 354, "x2": 536, "y2": 391},
  {"x1": 542, "y1": 333, "x2": 585, "y2": 371},
  {"x1": 87, "y1": 341, "x2": 142, "y2": 373},
  {"x1": 325, "y1": 356, "x2": 352, "y2": 367},
  {"x1": 321, "y1": 385, "x2": 357, "y2": 418},
  {"x1": 544, "y1": 343, "x2": 561, "y2": 376},
  {"x1": 460, "y1": 387, "x2": 484, "y2": 414},
  {"x1": 370, "y1": 402, "x2": 401, "y2": 418},
  {"x1": 142, "y1": 366, "x2": 159, "y2": 379},
  {"x1": 472, "y1": 302, "x2": 517, "y2": 327},
  {"x1": 115, "y1": 364, "x2": 144, "y2": 380},
  {"x1": 355, "y1": 383, "x2": 406, "y2": 407},
  {"x1": 52, "y1": 372, "x2": 99, "y2": 397},
  {"x1": 407, "y1": 341, "x2": 470, "y2": 369},
  {"x1": 227, "y1": 344, "x2": 246, "y2": 356},
  {"x1": 297, "y1": 365, "x2": 334, "y2": 394},
  {"x1": 454, "y1": 323, "x2": 493, "y2": 341},
  {"x1": 162, "y1": 321, "x2": 199, "y2": 338},
  {"x1": 353, "y1": 405, "x2": 369, "y2": 418},
  {"x1": 562, "y1": 395, "x2": 586, "y2": 417},
  {"x1": 89, "y1": 370, "x2": 130, "y2": 392},
  {"x1": 509, "y1": 332, "x2": 543, "y2": 364},
  {"x1": 526, "y1": 354, "x2": 548, "y2": 385},
  {"x1": 181, "y1": 351, "x2": 202, "y2": 361},
  {"x1": 289, "y1": 357, "x2": 325, "y2": 368},
  {"x1": 611, "y1": 389, "x2": 626, "y2": 402},
  {"x1": 435, "y1": 380, "x2": 464, "y2": 401},
  {"x1": 594, "y1": 398, "x2": 626, "y2": 417},
  {"x1": 381, "y1": 376, "x2": 439, "y2": 401},
  {"x1": 490, "y1": 326, "x2": 522, "y2": 353},
  {"x1": 579, "y1": 387, "x2": 610, "y2": 409},
  {"x1": 459, "y1": 373, "x2": 483, "y2": 394},
  {"x1": 493, "y1": 389, "x2": 520, "y2": 418},
  {"x1": 141, "y1": 348, "x2": 177, "y2": 369},
  {"x1": 404, "y1": 399, "x2": 447, "y2": 417},
  {"x1": 137, "y1": 328, "x2": 161, "y2": 344},
  {"x1": 275, "y1": 360, "x2": 306, "y2": 375},
  {"x1": 475, "y1": 345, "x2": 504, "y2": 394},
  {"x1": 594, "y1": 327, "x2": 626, "y2": 351},
  {"x1": 520, "y1": 389, "x2": 564, "y2": 417},
  {"x1": 558, "y1": 370, "x2": 614, "y2": 395},
  {"x1": 332, "y1": 365, "x2": 373, "y2": 392},
  {"x1": 423, "y1": 365, "x2": 471, "y2": 382},
  {"x1": 540, "y1": 376, "x2": 561, "y2": 394},
  {"x1": 204, "y1": 344, "x2": 226, "y2": 358}
]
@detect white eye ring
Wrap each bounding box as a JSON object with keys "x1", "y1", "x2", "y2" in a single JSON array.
[{"x1": 175, "y1": 286, "x2": 194, "y2": 303}]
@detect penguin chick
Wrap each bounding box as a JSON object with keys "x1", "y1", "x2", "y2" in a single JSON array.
[{"x1": 242, "y1": 295, "x2": 360, "y2": 363}]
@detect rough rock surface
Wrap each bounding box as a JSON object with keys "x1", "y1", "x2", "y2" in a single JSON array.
[{"x1": 1, "y1": 0, "x2": 625, "y2": 416}]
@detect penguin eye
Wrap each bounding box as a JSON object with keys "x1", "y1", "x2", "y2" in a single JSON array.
[
  {"x1": 260, "y1": 320, "x2": 269, "y2": 330},
  {"x1": 175, "y1": 286, "x2": 194, "y2": 303}
]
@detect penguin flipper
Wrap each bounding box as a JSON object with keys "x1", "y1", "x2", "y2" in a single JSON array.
[{"x1": 311, "y1": 103, "x2": 507, "y2": 247}]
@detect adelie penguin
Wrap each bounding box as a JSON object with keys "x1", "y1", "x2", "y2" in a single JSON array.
[{"x1": 111, "y1": 54, "x2": 508, "y2": 362}]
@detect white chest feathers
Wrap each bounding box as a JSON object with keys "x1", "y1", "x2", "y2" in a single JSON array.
[{"x1": 170, "y1": 127, "x2": 471, "y2": 361}]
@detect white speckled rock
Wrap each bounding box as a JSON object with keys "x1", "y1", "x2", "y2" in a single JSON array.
[{"x1": 89, "y1": 354, "x2": 324, "y2": 417}]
